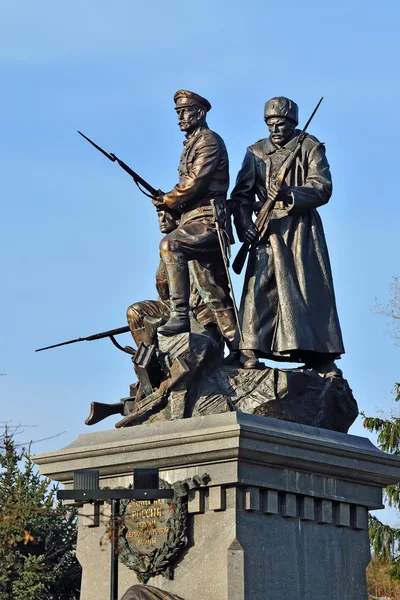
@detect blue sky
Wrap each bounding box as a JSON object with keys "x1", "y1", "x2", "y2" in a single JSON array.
[{"x1": 1, "y1": 1, "x2": 399, "y2": 517}]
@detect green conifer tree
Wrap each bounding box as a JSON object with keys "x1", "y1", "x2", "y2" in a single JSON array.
[
  {"x1": 0, "y1": 429, "x2": 81, "y2": 599},
  {"x1": 363, "y1": 383, "x2": 400, "y2": 579},
  {"x1": 363, "y1": 277, "x2": 400, "y2": 580}
]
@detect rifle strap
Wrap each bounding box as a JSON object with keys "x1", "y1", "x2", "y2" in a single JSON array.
[{"x1": 134, "y1": 179, "x2": 155, "y2": 199}]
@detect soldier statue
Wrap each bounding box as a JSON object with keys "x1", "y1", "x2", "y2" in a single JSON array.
[
  {"x1": 231, "y1": 96, "x2": 344, "y2": 374},
  {"x1": 36, "y1": 93, "x2": 358, "y2": 435},
  {"x1": 121, "y1": 584, "x2": 184, "y2": 600},
  {"x1": 152, "y1": 90, "x2": 237, "y2": 356},
  {"x1": 126, "y1": 209, "x2": 223, "y2": 350}
]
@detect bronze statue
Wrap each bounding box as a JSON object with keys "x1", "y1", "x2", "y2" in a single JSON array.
[
  {"x1": 121, "y1": 584, "x2": 184, "y2": 600},
  {"x1": 36, "y1": 94, "x2": 359, "y2": 434},
  {"x1": 126, "y1": 210, "x2": 223, "y2": 349},
  {"x1": 152, "y1": 90, "x2": 237, "y2": 356},
  {"x1": 231, "y1": 96, "x2": 344, "y2": 373}
]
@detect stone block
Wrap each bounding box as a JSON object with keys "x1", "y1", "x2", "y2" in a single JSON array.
[
  {"x1": 187, "y1": 488, "x2": 204, "y2": 514},
  {"x1": 208, "y1": 486, "x2": 225, "y2": 511},
  {"x1": 351, "y1": 505, "x2": 368, "y2": 530},
  {"x1": 244, "y1": 486, "x2": 260, "y2": 511},
  {"x1": 317, "y1": 499, "x2": 333, "y2": 524},
  {"x1": 34, "y1": 413, "x2": 400, "y2": 600},
  {"x1": 300, "y1": 496, "x2": 315, "y2": 521},
  {"x1": 281, "y1": 492, "x2": 297, "y2": 518},
  {"x1": 335, "y1": 502, "x2": 351, "y2": 527},
  {"x1": 263, "y1": 490, "x2": 279, "y2": 515}
]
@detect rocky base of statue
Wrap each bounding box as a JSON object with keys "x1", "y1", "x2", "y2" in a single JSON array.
[
  {"x1": 113, "y1": 331, "x2": 222, "y2": 427},
  {"x1": 190, "y1": 362, "x2": 358, "y2": 433},
  {"x1": 122, "y1": 335, "x2": 358, "y2": 433},
  {"x1": 87, "y1": 332, "x2": 357, "y2": 433}
]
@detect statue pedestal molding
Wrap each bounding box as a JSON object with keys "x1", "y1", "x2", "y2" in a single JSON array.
[{"x1": 35, "y1": 413, "x2": 400, "y2": 600}]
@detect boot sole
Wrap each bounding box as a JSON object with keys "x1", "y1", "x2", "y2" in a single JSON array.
[{"x1": 157, "y1": 326, "x2": 190, "y2": 337}]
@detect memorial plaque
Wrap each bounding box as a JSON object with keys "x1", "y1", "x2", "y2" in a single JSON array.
[
  {"x1": 119, "y1": 475, "x2": 210, "y2": 583},
  {"x1": 123, "y1": 497, "x2": 173, "y2": 553}
]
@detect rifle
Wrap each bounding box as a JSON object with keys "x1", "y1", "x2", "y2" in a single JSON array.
[
  {"x1": 232, "y1": 97, "x2": 324, "y2": 275},
  {"x1": 35, "y1": 325, "x2": 133, "y2": 354},
  {"x1": 210, "y1": 199, "x2": 243, "y2": 342},
  {"x1": 77, "y1": 131, "x2": 162, "y2": 199}
]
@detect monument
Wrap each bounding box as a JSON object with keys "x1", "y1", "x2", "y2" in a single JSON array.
[{"x1": 34, "y1": 92, "x2": 400, "y2": 599}]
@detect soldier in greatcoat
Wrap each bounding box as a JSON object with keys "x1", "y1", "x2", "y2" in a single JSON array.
[
  {"x1": 231, "y1": 96, "x2": 344, "y2": 374},
  {"x1": 152, "y1": 90, "x2": 236, "y2": 351}
]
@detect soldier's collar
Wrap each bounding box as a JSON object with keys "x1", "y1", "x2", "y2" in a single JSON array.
[
  {"x1": 263, "y1": 130, "x2": 301, "y2": 155},
  {"x1": 184, "y1": 124, "x2": 209, "y2": 142}
]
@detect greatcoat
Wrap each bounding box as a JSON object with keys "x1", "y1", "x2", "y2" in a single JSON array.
[{"x1": 231, "y1": 131, "x2": 344, "y2": 361}]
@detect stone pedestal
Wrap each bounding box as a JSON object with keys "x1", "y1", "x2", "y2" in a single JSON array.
[{"x1": 35, "y1": 414, "x2": 400, "y2": 600}]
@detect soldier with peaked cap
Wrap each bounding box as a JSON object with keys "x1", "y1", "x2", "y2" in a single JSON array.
[
  {"x1": 152, "y1": 90, "x2": 237, "y2": 352},
  {"x1": 231, "y1": 96, "x2": 344, "y2": 373}
]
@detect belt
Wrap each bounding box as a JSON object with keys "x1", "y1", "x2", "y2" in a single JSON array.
[{"x1": 180, "y1": 205, "x2": 215, "y2": 226}]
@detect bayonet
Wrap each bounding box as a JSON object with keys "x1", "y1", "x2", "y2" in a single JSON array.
[
  {"x1": 35, "y1": 325, "x2": 133, "y2": 355},
  {"x1": 77, "y1": 131, "x2": 161, "y2": 198}
]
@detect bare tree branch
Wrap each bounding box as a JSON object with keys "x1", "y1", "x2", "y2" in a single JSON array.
[{"x1": 373, "y1": 276, "x2": 400, "y2": 344}]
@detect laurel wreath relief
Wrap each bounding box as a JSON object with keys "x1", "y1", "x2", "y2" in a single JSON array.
[{"x1": 119, "y1": 474, "x2": 210, "y2": 583}]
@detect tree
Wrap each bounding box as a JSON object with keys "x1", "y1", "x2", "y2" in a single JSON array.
[
  {"x1": 0, "y1": 428, "x2": 81, "y2": 599},
  {"x1": 363, "y1": 277, "x2": 400, "y2": 584},
  {"x1": 373, "y1": 276, "x2": 400, "y2": 345},
  {"x1": 364, "y1": 386, "x2": 400, "y2": 582}
]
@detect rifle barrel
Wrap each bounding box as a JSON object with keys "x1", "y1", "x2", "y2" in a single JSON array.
[
  {"x1": 35, "y1": 326, "x2": 130, "y2": 352},
  {"x1": 85, "y1": 326, "x2": 130, "y2": 341},
  {"x1": 78, "y1": 131, "x2": 158, "y2": 198},
  {"x1": 35, "y1": 338, "x2": 85, "y2": 352},
  {"x1": 298, "y1": 97, "x2": 323, "y2": 143},
  {"x1": 77, "y1": 131, "x2": 115, "y2": 162},
  {"x1": 111, "y1": 156, "x2": 158, "y2": 197}
]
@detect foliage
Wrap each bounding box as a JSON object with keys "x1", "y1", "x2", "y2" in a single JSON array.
[
  {"x1": 363, "y1": 277, "x2": 400, "y2": 585},
  {"x1": 368, "y1": 514, "x2": 400, "y2": 564},
  {"x1": 374, "y1": 276, "x2": 400, "y2": 345},
  {"x1": 0, "y1": 429, "x2": 81, "y2": 599},
  {"x1": 367, "y1": 557, "x2": 400, "y2": 599},
  {"x1": 363, "y1": 385, "x2": 400, "y2": 455},
  {"x1": 363, "y1": 401, "x2": 400, "y2": 578},
  {"x1": 363, "y1": 384, "x2": 400, "y2": 514}
]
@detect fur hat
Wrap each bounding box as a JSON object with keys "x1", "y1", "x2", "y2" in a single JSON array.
[{"x1": 264, "y1": 97, "x2": 298, "y2": 125}]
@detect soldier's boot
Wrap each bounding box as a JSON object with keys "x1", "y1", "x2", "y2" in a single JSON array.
[
  {"x1": 204, "y1": 323, "x2": 224, "y2": 352},
  {"x1": 157, "y1": 254, "x2": 190, "y2": 336},
  {"x1": 303, "y1": 353, "x2": 343, "y2": 378},
  {"x1": 213, "y1": 307, "x2": 240, "y2": 365},
  {"x1": 317, "y1": 360, "x2": 342, "y2": 378},
  {"x1": 240, "y1": 349, "x2": 262, "y2": 369},
  {"x1": 223, "y1": 340, "x2": 241, "y2": 365}
]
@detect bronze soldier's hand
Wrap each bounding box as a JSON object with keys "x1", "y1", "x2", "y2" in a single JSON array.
[
  {"x1": 269, "y1": 181, "x2": 292, "y2": 205},
  {"x1": 152, "y1": 190, "x2": 167, "y2": 209},
  {"x1": 252, "y1": 200, "x2": 264, "y2": 215},
  {"x1": 243, "y1": 223, "x2": 258, "y2": 246}
]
